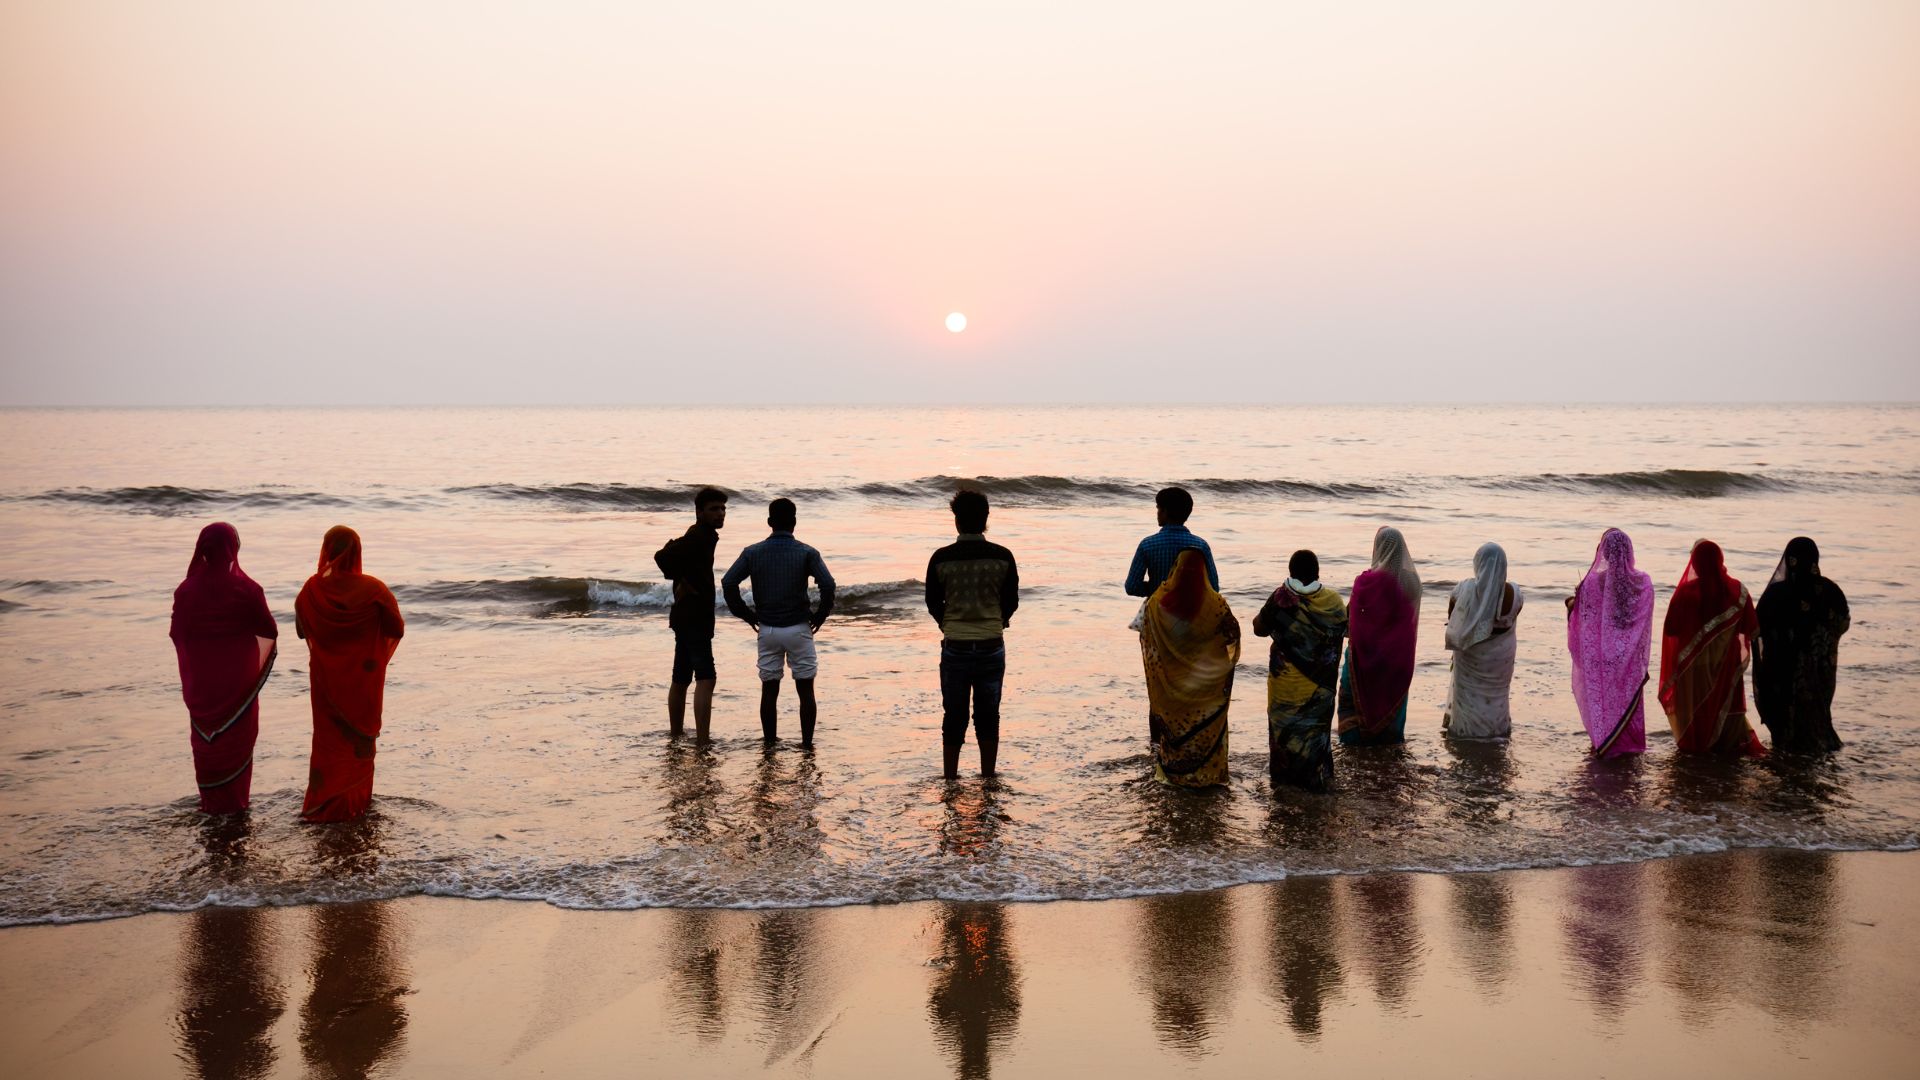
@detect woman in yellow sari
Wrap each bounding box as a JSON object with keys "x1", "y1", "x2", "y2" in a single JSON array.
[{"x1": 1140, "y1": 549, "x2": 1241, "y2": 787}]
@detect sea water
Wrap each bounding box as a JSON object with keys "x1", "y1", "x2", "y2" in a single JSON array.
[{"x1": 0, "y1": 405, "x2": 1915, "y2": 923}]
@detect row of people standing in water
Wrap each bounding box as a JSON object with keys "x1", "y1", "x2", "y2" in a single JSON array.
[
  {"x1": 1128, "y1": 485, "x2": 1850, "y2": 794},
  {"x1": 166, "y1": 486, "x2": 1849, "y2": 817}
]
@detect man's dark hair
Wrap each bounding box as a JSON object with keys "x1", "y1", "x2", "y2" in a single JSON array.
[
  {"x1": 693, "y1": 486, "x2": 729, "y2": 511},
  {"x1": 1156, "y1": 486, "x2": 1194, "y2": 525},
  {"x1": 768, "y1": 497, "x2": 796, "y2": 529},
  {"x1": 1289, "y1": 549, "x2": 1320, "y2": 585},
  {"x1": 950, "y1": 489, "x2": 990, "y2": 533}
]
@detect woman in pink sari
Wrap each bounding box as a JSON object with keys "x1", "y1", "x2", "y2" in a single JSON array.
[
  {"x1": 1338, "y1": 526, "x2": 1422, "y2": 744},
  {"x1": 1658, "y1": 539, "x2": 1764, "y2": 757},
  {"x1": 170, "y1": 523, "x2": 278, "y2": 812},
  {"x1": 1566, "y1": 528, "x2": 1652, "y2": 757}
]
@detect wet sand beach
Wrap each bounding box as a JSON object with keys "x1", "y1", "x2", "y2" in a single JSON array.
[{"x1": 2, "y1": 849, "x2": 1915, "y2": 1078}]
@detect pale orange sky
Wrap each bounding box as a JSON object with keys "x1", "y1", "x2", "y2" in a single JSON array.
[{"x1": 2, "y1": 1, "x2": 1916, "y2": 403}]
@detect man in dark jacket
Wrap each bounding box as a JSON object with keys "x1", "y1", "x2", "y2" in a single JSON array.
[
  {"x1": 654, "y1": 486, "x2": 727, "y2": 740},
  {"x1": 926, "y1": 489, "x2": 1019, "y2": 779}
]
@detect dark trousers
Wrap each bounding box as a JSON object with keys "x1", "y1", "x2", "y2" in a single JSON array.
[{"x1": 940, "y1": 640, "x2": 1005, "y2": 747}]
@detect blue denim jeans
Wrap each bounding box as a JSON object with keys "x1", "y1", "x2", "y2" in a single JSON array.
[{"x1": 939, "y1": 640, "x2": 1006, "y2": 747}]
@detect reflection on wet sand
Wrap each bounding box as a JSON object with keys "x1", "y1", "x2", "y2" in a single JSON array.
[
  {"x1": 1135, "y1": 890, "x2": 1233, "y2": 1055},
  {"x1": 1752, "y1": 849, "x2": 1839, "y2": 1024},
  {"x1": 1340, "y1": 873, "x2": 1423, "y2": 1011},
  {"x1": 301, "y1": 820, "x2": 409, "y2": 1080},
  {"x1": 751, "y1": 909, "x2": 830, "y2": 1066},
  {"x1": 1656, "y1": 848, "x2": 1847, "y2": 1028},
  {"x1": 176, "y1": 905, "x2": 283, "y2": 1080},
  {"x1": 928, "y1": 903, "x2": 1022, "y2": 1080},
  {"x1": 1262, "y1": 876, "x2": 1345, "y2": 1041},
  {"x1": 1658, "y1": 851, "x2": 1751, "y2": 1024},
  {"x1": 300, "y1": 902, "x2": 408, "y2": 1080},
  {"x1": 1447, "y1": 873, "x2": 1514, "y2": 995},
  {"x1": 666, "y1": 910, "x2": 727, "y2": 1041},
  {"x1": 1561, "y1": 860, "x2": 1646, "y2": 1022}
]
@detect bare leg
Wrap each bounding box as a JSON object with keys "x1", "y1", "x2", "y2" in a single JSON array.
[
  {"x1": 759, "y1": 679, "x2": 781, "y2": 742},
  {"x1": 668, "y1": 681, "x2": 689, "y2": 738},
  {"x1": 943, "y1": 743, "x2": 962, "y2": 780},
  {"x1": 979, "y1": 737, "x2": 998, "y2": 778},
  {"x1": 693, "y1": 678, "x2": 716, "y2": 743},
  {"x1": 796, "y1": 678, "x2": 817, "y2": 748}
]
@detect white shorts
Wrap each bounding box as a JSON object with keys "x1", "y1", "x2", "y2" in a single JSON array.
[{"x1": 757, "y1": 623, "x2": 818, "y2": 681}]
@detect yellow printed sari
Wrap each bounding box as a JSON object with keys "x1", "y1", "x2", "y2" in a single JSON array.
[{"x1": 1140, "y1": 549, "x2": 1241, "y2": 788}]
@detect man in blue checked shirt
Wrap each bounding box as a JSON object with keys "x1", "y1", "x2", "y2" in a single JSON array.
[
  {"x1": 1124, "y1": 486, "x2": 1220, "y2": 599},
  {"x1": 722, "y1": 498, "x2": 835, "y2": 747}
]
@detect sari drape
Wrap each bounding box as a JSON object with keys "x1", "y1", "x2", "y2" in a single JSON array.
[
  {"x1": 1443, "y1": 542, "x2": 1523, "y2": 740},
  {"x1": 1140, "y1": 550, "x2": 1239, "y2": 788},
  {"x1": 1658, "y1": 540, "x2": 1763, "y2": 757},
  {"x1": 1258, "y1": 582, "x2": 1348, "y2": 792},
  {"x1": 296, "y1": 526, "x2": 404, "y2": 822},
  {"x1": 1338, "y1": 527, "x2": 1421, "y2": 744},
  {"x1": 170, "y1": 523, "x2": 278, "y2": 813},
  {"x1": 1568, "y1": 529, "x2": 1653, "y2": 758},
  {"x1": 1754, "y1": 537, "x2": 1849, "y2": 754}
]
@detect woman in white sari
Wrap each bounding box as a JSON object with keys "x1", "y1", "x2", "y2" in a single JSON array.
[{"x1": 1443, "y1": 542, "x2": 1524, "y2": 739}]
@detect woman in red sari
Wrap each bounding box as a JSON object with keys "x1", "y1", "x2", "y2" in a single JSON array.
[
  {"x1": 171, "y1": 523, "x2": 278, "y2": 812},
  {"x1": 1658, "y1": 539, "x2": 1764, "y2": 756},
  {"x1": 296, "y1": 526, "x2": 404, "y2": 822}
]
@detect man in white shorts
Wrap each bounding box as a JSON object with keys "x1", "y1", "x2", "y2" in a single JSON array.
[{"x1": 721, "y1": 498, "x2": 835, "y2": 747}]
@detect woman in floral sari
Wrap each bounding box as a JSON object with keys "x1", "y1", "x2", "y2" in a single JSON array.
[
  {"x1": 1754, "y1": 536, "x2": 1850, "y2": 754},
  {"x1": 1338, "y1": 526, "x2": 1421, "y2": 744},
  {"x1": 170, "y1": 523, "x2": 278, "y2": 812},
  {"x1": 1566, "y1": 528, "x2": 1653, "y2": 758},
  {"x1": 1140, "y1": 549, "x2": 1240, "y2": 788},
  {"x1": 1658, "y1": 539, "x2": 1763, "y2": 756},
  {"x1": 1253, "y1": 550, "x2": 1348, "y2": 792},
  {"x1": 297, "y1": 526, "x2": 405, "y2": 822}
]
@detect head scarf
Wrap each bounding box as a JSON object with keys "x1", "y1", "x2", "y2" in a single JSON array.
[
  {"x1": 1567, "y1": 529, "x2": 1654, "y2": 754},
  {"x1": 1346, "y1": 526, "x2": 1421, "y2": 725},
  {"x1": 1445, "y1": 542, "x2": 1510, "y2": 651},
  {"x1": 171, "y1": 523, "x2": 276, "y2": 643},
  {"x1": 1769, "y1": 536, "x2": 1820, "y2": 590},
  {"x1": 1370, "y1": 526, "x2": 1423, "y2": 623},
  {"x1": 295, "y1": 525, "x2": 403, "y2": 648},
  {"x1": 1157, "y1": 545, "x2": 1214, "y2": 622},
  {"x1": 1673, "y1": 539, "x2": 1738, "y2": 621}
]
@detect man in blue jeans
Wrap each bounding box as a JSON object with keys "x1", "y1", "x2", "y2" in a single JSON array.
[{"x1": 925, "y1": 490, "x2": 1020, "y2": 779}]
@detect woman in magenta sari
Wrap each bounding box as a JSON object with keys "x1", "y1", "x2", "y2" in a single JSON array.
[
  {"x1": 1566, "y1": 528, "x2": 1653, "y2": 757},
  {"x1": 1658, "y1": 539, "x2": 1764, "y2": 757},
  {"x1": 170, "y1": 523, "x2": 278, "y2": 813},
  {"x1": 1338, "y1": 526, "x2": 1422, "y2": 745},
  {"x1": 297, "y1": 526, "x2": 404, "y2": 823}
]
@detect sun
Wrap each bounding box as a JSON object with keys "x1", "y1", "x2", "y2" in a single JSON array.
[{"x1": 945, "y1": 311, "x2": 968, "y2": 333}]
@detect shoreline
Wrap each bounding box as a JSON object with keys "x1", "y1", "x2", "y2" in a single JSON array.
[{"x1": 4, "y1": 848, "x2": 1916, "y2": 1077}]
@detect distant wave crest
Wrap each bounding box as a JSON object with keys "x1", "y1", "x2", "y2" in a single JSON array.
[
  {"x1": 392, "y1": 575, "x2": 923, "y2": 618},
  {"x1": 24, "y1": 486, "x2": 349, "y2": 514},
  {"x1": 1475, "y1": 469, "x2": 1784, "y2": 498}
]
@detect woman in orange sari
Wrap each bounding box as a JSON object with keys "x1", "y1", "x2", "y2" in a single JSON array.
[
  {"x1": 296, "y1": 526, "x2": 404, "y2": 822},
  {"x1": 1657, "y1": 539, "x2": 1764, "y2": 756},
  {"x1": 1139, "y1": 549, "x2": 1240, "y2": 788}
]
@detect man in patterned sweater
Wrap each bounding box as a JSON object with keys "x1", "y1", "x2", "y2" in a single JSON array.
[{"x1": 925, "y1": 489, "x2": 1020, "y2": 780}]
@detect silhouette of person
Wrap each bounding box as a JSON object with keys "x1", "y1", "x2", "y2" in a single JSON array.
[
  {"x1": 722, "y1": 498, "x2": 835, "y2": 747},
  {"x1": 655, "y1": 487, "x2": 728, "y2": 741},
  {"x1": 926, "y1": 490, "x2": 1019, "y2": 780}
]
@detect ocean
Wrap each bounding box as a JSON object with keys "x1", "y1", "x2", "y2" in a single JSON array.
[{"x1": 1, "y1": 404, "x2": 1915, "y2": 925}]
